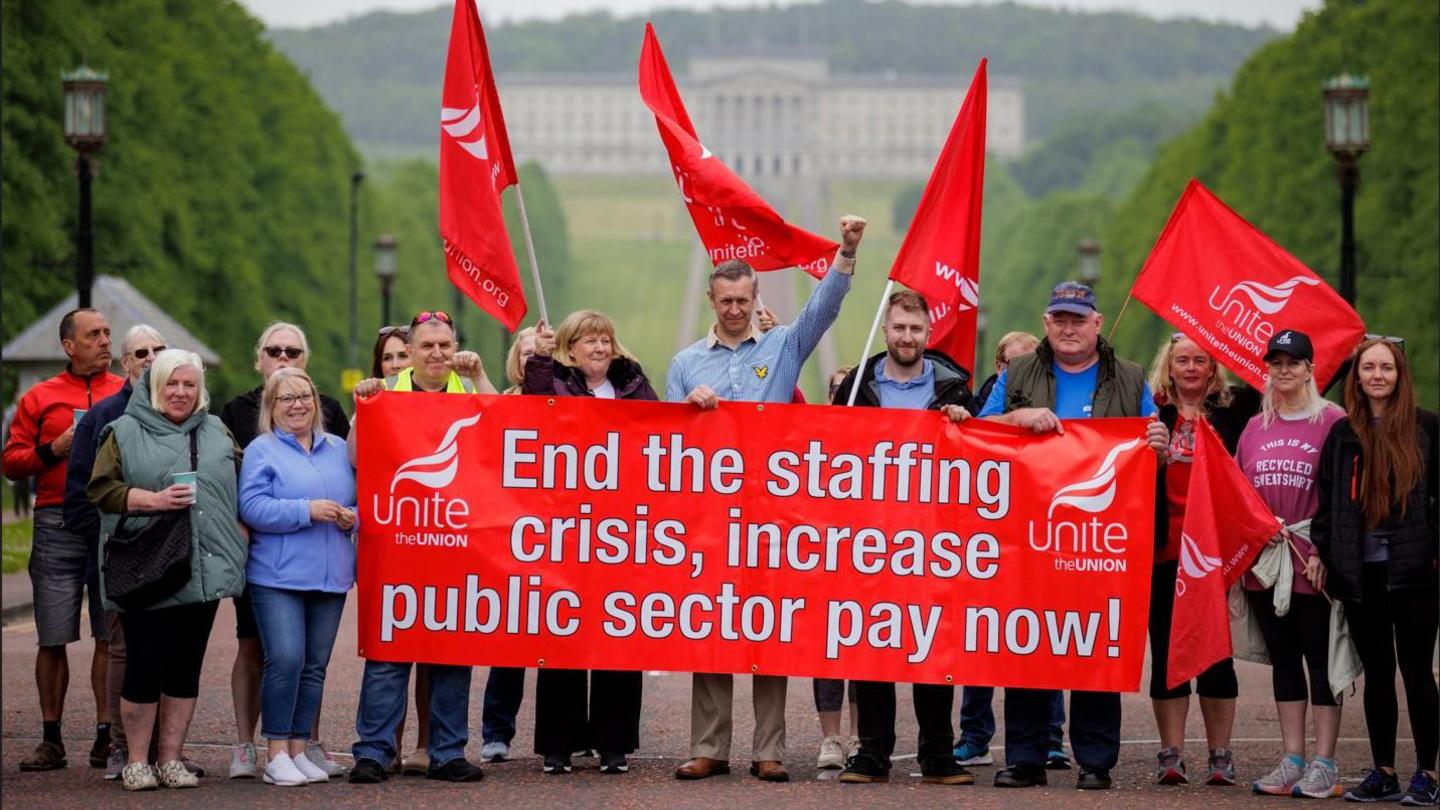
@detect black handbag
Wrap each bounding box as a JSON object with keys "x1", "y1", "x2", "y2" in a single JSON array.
[{"x1": 103, "y1": 429, "x2": 198, "y2": 611}]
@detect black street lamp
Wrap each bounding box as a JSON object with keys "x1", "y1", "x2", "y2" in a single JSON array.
[
  {"x1": 1323, "y1": 73, "x2": 1369, "y2": 305},
  {"x1": 348, "y1": 170, "x2": 365, "y2": 370},
  {"x1": 62, "y1": 66, "x2": 108, "y2": 309},
  {"x1": 374, "y1": 234, "x2": 398, "y2": 326},
  {"x1": 1077, "y1": 237, "x2": 1101, "y2": 288}
]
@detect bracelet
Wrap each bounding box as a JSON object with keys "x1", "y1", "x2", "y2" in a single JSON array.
[{"x1": 839, "y1": 249, "x2": 856, "y2": 260}]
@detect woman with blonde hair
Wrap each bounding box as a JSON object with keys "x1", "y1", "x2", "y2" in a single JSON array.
[
  {"x1": 1313, "y1": 337, "x2": 1438, "y2": 804},
  {"x1": 1235, "y1": 330, "x2": 1347, "y2": 799},
  {"x1": 502, "y1": 326, "x2": 539, "y2": 395},
  {"x1": 1144, "y1": 333, "x2": 1259, "y2": 786},
  {"x1": 238, "y1": 368, "x2": 357, "y2": 787},
  {"x1": 523, "y1": 310, "x2": 655, "y2": 775},
  {"x1": 88, "y1": 351, "x2": 247, "y2": 790}
]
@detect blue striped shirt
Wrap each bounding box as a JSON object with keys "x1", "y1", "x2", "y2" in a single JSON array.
[{"x1": 665, "y1": 264, "x2": 853, "y2": 404}]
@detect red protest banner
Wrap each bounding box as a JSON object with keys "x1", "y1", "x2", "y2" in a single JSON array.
[
  {"x1": 438, "y1": 0, "x2": 526, "y2": 330},
  {"x1": 355, "y1": 394, "x2": 1157, "y2": 691},
  {"x1": 889, "y1": 59, "x2": 987, "y2": 368},
  {"x1": 1130, "y1": 179, "x2": 1366, "y2": 390},
  {"x1": 638, "y1": 24, "x2": 839, "y2": 278}
]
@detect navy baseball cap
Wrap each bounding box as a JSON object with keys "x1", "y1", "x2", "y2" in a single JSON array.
[
  {"x1": 1046, "y1": 281, "x2": 1098, "y2": 316},
  {"x1": 1264, "y1": 329, "x2": 1314, "y2": 363}
]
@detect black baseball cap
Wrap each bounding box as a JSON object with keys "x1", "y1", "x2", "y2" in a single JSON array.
[{"x1": 1264, "y1": 329, "x2": 1314, "y2": 363}]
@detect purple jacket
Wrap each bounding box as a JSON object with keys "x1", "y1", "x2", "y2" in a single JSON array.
[{"x1": 522, "y1": 355, "x2": 658, "y2": 401}]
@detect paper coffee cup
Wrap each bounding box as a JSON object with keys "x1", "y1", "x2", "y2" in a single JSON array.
[
  {"x1": 171, "y1": 471, "x2": 198, "y2": 504},
  {"x1": 73, "y1": 408, "x2": 87, "y2": 424}
]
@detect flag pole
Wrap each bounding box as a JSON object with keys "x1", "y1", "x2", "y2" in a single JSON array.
[
  {"x1": 846, "y1": 280, "x2": 894, "y2": 406},
  {"x1": 1106, "y1": 289, "x2": 1135, "y2": 341},
  {"x1": 513, "y1": 184, "x2": 550, "y2": 325}
]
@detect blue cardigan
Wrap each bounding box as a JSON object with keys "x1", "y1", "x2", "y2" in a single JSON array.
[{"x1": 238, "y1": 428, "x2": 357, "y2": 593}]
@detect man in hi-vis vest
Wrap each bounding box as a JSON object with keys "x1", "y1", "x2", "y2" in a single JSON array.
[{"x1": 347, "y1": 310, "x2": 495, "y2": 785}]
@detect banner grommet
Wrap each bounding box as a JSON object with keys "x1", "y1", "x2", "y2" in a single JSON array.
[
  {"x1": 547, "y1": 398, "x2": 556, "y2": 406},
  {"x1": 537, "y1": 658, "x2": 546, "y2": 667}
]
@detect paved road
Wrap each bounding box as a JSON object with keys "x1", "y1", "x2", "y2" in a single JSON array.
[{"x1": 0, "y1": 596, "x2": 1420, "y2": 808}]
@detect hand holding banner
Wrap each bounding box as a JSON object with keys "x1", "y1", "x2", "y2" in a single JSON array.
[
  {"x1": 638, "y1": 24, "x2": 839, "y2": 278},
  {"x1": 357, "y1": 394, "x2": 1158, "y2": 691},
  {"x1": 1130, "y1": 179, "x2": 1365, "y2": 390}
]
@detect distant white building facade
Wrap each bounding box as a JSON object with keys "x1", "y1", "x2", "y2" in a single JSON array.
[{"x1": 499, "y1": 51, "x2": 1024, "y2": 179}]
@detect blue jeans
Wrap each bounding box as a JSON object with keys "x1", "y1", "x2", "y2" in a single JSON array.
[
  {"x1": 1004, "y1": 688, "x2": 1115, "y2": 770},
  {"x1": 248, "y1": 585, "x2": 347, "y2": 740},
  {"x1": 482, "y1": 667, "x2": 525, "y2": 745},
  {"x1": 354, "y1": 660, "x2": 472, "y2": 767},
  {"x1": 960, "y1": 686, "x2": 1066, "y2": 750}
]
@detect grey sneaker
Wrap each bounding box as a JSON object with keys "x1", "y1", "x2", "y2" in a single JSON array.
[
  {"x1": 1156, "y1": 747, "x2": 1187, "y2": 785},
  {"x1": 105, "y1": 744, "x2": 128, "y2": 780},
  {"x1": 1291, "y1": 759, "x2": 1342, "y2": 799},
  {"x1": 1252, "y1": 755, "x2": 1306, "y2": 795},
  {"x1": 481, "y1": 741, "x2": 509, "y2": 763},
  {"x1": 229, "y1": 742, "x2": 259, "y2": 779},
  {"x1": 305, "y1": 741, "x2": 347, "y2": 776}
]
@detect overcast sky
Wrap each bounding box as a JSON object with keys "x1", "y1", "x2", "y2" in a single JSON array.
[{"x1": 239, "y1": 0, "x2": 1321, "y2": 31}]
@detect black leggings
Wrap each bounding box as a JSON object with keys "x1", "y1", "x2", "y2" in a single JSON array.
[
  {"x1": 1247, "y1": 589, "x2": 1337, "y2": 706},
  {"x1": 1348, "y1": 563, "x2": 1439, "y2": 771},
  {"x1": 533, "y1": 668, "x2": 642, "y2": 756},
  {"x1": 1148, "y1": 561, "x2": 1239, "y2": 700},
  {"x1": 119, "y1": 601, "x2": 219, "y2": 704}
]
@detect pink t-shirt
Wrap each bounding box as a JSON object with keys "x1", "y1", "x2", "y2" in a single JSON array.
[{"x1": 1234, "y1": 404, "x2": 1344, "y2": 594}]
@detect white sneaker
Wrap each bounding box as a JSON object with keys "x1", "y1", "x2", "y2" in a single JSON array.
[
  {"x1": 817, "y1": 735, "x2": 846, "y2": 770},
  {"x1": 481, "y1": 741, "x2": 510, "y2": 763},
  {"x1": 305, "y1": 741, "x2": 346, "y2": 777},
  {"x1": 230, "y1": 742, "x2": 259, "y2": 779},
  {"x1": 156, "y1": 759, "x2": 199, "y2": 789},
  {"x1": 292, "y1": 750, "x2": 331, "y2": 783},
  {"x1": 262, "y1": 752, "x2": 309, "y2": 787},
  {"x1": 121, "y1": 761, "x2": 158, "y2": 791},
  {"x1": 845, "y1": 735, "x2": 861, "y2": 761}
]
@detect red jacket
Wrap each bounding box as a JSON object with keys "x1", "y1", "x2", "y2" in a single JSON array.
[{"x1": 3, "y1": 367, "x2": 124, "y2": 507}]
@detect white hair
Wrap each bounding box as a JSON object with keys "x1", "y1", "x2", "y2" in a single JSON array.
[
  {"x1": 149, "y1": 349, "x2": 210, "y2": 415},
  {"x1": 121, "y1": 324, "x2": 165, "y2": 355}
]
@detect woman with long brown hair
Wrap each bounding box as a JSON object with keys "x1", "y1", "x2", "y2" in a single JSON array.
[{"x1": 1313, "y1": 337, "x2": 1438, "y2": 805}]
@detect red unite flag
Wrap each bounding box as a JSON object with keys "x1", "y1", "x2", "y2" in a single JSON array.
[
  {"x1": 1131, "y1": 179, "x2": 1366, "y2": 390},
  {"x1": 438, "y1": 0, "x2": 526, "y2": 330},
  {"x1": 1167, "y1": 417, "x2": 1279, "y2": 689},
  {"x1": 888, "y1": 59, "x2": 987, "y2": 367},
  {"x1": 638, "y1": 24, "x2": 838, "y2": 278}
]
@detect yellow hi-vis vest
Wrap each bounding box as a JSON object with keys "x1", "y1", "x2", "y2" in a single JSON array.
[{"x1": 383, "y1": 367, "x2": 476, "y2": 394}]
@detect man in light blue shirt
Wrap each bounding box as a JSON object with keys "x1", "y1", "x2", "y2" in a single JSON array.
[{"x1": 669, "y1": 214, "x2": 866, "y2": 783}]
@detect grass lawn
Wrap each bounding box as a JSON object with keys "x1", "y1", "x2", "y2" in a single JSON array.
[{"x1": 3, "y1": 518, "x2": 32, "y2": 575}]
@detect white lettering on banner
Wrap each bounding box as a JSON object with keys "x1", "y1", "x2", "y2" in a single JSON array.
[
  {"x1": 382, "y1": 574, "x2": 582, "y2": 641},
  {"x1": 963, "y1": 598, "x2": 1122, "y2": 658},
  {"x1": 931, "y1": 261, "x2": 980, "y2": 310},
  {"x1": 825, "y1": 600, "x2": 942, "y2": 663},
  {"x1": 1206, "y1": 275, "x2": 1319, "y2": 350},
  {"x1": 1028, "y1": 439, "x2": 1140, "y2": 562},
  {"x1": 443, "y1": 238, "x2": 511, "y2": 308},
  {"x1": 707, "y1": 236, "x2": 767, "y2": 263}
]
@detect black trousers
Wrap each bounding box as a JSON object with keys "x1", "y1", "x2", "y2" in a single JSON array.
[
  {"x1": 854, "y1": 680, "x2": 954, "y2": 770},
  {"x1": 533, "y1": 668, "x2": 642, "y2": 756},
  {"x1": 120, "y1": 600, "x2": 220, "y2": 703},
  {"x1": 1148, "y1": 561, "x2": 1239, "y2": 699},
  {"x1": 1246, "y1": 589, "x2": 1337, "y2": 706},
  {"x1": 1348, "y1": 563, "x2": 1439, "y2": 771},
  {"x1": 1005, "y1": 688, "x2": 1120, "y2": 770}
]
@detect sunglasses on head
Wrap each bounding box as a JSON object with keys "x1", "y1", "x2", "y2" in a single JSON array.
[
  {"x1": 411, "y1": 311, "x2": 453, "y2": 329},
  {"x1": 263, "y1": 346, "x2": 305, "y2": 360},
  {"x1": 1364, "y1": 333, "x2": 1406, "y2": 352},
  {"x1": 377, "y1": 325, "x2": 408, "y2": 339},
  {"x1": 133, "y1": 345, "x2": 167, "y2": 359}
]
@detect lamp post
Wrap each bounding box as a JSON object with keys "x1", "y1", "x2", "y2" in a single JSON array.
[
  {"x1": 373, "y1": 234, "x2": 397, "y2": 326},
  {"x1": 62, "y1": 66, "x2": 108, "y2": 309},
  {"x1": 347, "y1": 170, "x2": 365, "y2": 372},
  {"x1": 975, "y1": 306, "x2": 989, "y2": 368},
  {"x1": 1323, "y1": 73, "x2": 1369, "y2": 305},
  {"x1": 1077, "y1": 237, "x2": 1101, "y2": 288}
]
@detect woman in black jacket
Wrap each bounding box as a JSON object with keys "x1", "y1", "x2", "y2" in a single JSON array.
[{"x1": 1313, "y1": 337, "x2": 1439, "y2": 805}]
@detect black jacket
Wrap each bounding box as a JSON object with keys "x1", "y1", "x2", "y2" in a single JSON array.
[
  {"x1": 522, "y1": 355, "x2": 659, "y2": 401},
  {"x1": 1312, "y1": 408, "x2": 1439, "y2": 600},
  {"x1": 830, "y1": 349, "x2": 972, "y2": 411},
  {"x1": 62, "y1": 380, "x2": 134, "y2": 541},
  {"x1": 219, "y1": 386, "x2": 350, "y2": 450}
]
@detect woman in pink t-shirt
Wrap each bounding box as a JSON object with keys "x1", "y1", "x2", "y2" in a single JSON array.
[{"x1": 1234, "y1": 330, "x2": 1346, "y2": 799}]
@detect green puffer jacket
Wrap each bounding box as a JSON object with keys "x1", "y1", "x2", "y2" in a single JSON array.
[{"x1": 93, "y1": 373, "x2": 246, "y2": 612}]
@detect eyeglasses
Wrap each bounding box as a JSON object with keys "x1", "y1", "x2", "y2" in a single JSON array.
[
  {"x1": 1364, "y1": 333, "x2": 1406, "y2": 352},
  {"x1": 411, "y1": 311, "x2": 453, "y2": 329},
  {"x1": 276, "y1": 393, "x2": 314, "y2": 407},
  {"x1": 132, "y1": 345, "x2": 167, "y2": 359},
  {"x1": 263, "y1": 346, "x2": 305, "y2": 360}
]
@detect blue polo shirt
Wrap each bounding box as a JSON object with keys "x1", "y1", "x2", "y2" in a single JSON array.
[
  {"x1": 978, "y1": 363, "x2": 1156, "y2": 419},
  {"x1": 874, "y1": 357, "x2": 936, "y2": 410}
]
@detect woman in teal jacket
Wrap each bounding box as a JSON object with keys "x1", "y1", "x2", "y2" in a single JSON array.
[{"x1": 88, "y1": 350, "x2": 246, "y2": 791}]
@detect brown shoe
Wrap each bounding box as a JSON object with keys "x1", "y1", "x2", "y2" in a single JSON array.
[
  {"x1": 750, "y1": 760, "x2": 790, "y2": 782},
  {"x1": 675, "y1": 757, "x2": 731, "y2": 780},
  {"x1": 20, "y1": 740, "x2": 67, "y2": 772}
]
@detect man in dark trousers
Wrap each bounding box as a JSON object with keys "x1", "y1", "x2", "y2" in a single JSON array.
[{"x1": 830, "y1": 288, "x2": 974, "y2": 786}]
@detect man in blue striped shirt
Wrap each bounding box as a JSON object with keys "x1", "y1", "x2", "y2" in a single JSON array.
[{"x1": 669, "y1": 214, "x2": 866, "y2": 783}]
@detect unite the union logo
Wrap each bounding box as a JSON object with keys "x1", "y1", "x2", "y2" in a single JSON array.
[{"x1": 1028, "y1": 437, "x2": 1144, "y2": 568}]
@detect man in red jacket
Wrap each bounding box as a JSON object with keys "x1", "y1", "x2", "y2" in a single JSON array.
[{"x1": 2, "y1": 308, "x2": 124, "y2": 771}]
